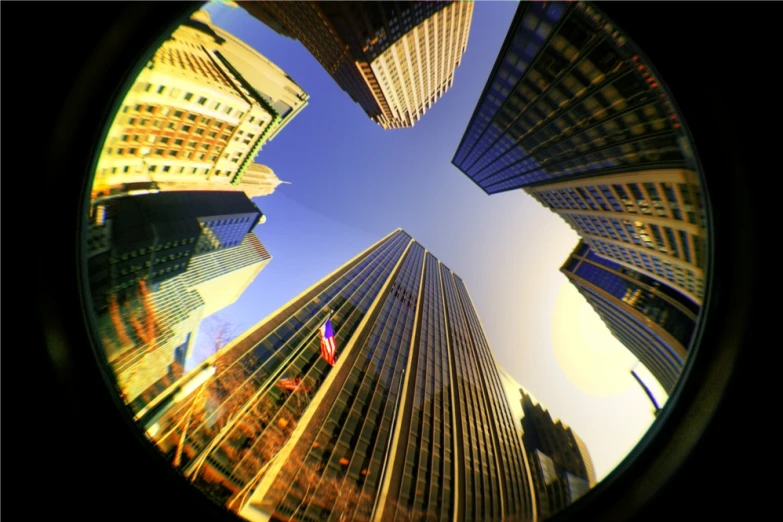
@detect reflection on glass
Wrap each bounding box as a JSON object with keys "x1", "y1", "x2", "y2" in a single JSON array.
[{"x1": 84, "y1": 2, "x2": 708, "y2": 522}]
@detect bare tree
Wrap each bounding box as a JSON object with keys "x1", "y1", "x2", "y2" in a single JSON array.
[{"x1": 153, "y1": 320, "x2": 253, "y2": 457}]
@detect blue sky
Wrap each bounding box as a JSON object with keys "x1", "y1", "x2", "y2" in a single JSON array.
[{"x1": 187, "y1": 0, "x2": 661, "y2": 481}]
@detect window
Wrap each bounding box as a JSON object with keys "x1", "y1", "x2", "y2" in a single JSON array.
[
  {"x1": 182, "y1": 124, "x2": 191, "y2": 132},
  {"x1": 168, "y1": 150, "x2": 177, "y2": 157},
  {"x1": 174, "y1": 139, "x2": 183, "y2": 146},
  {"x1": 162, "y1": 166, "x2": 171, "y2": 172},
  {"x1": 174, "y1": 110, "x2": 183, "y2": 118},
  {"x1": 197, "y1": 96, "x2": 207, "y2": 105},
  {"x1": 184, "y1": 92, "x2": 193, "y2": 101}
]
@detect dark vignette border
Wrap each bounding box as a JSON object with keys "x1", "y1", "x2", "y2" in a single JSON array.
[{"x1": 20, "y1": 1, "x2": 765, "y2": 521}]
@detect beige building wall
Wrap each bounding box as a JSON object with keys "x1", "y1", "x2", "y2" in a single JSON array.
[
  {"x1": 370, "y1": 2, "x2": 473, "y2": 127},
  {"x1": 208, "y1": 20, "x2": 309, "y2": 141},
  {"x1": 525, "y1": 168, "x2": 706, "y2": 304},
  {"x1": 92, "y1": 14, "x2": 305, "y2": 197}
]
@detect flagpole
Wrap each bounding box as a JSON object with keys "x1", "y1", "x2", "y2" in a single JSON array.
[{"x1": 182, "y1": 308, "x2": 335, "y2": 481}]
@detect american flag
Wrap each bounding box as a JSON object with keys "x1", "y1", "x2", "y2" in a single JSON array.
[
  {"x1": 319, "y1": 317, "x2": 337, "y2": 366},
  {"x1": 276, "y1": 377, "x2": 302, "y2": 391}
]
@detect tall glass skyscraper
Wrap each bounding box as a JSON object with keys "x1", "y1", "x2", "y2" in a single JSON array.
[
  {"x1": 561, "y1": 240, "x2": 698, "y2": 393},
  {"x1": 149, "y1": 229, "x2": 533, "y2": 522},
  {"x1": 452, "y1": 1, "x2": 693, "y2": 193},
  {"x1": 451, "y1": 0, "x2": 706, "y2": 304}
]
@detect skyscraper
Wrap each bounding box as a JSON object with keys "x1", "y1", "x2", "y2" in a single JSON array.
[
  {"x1": 519, "y1": 391, "x2": 595, "y2": 521},
  {"x1": 452, "y1": 1, "x2": 693, "y2": 192},
  {"x1": 233, "y1": 162, "x2": 288, "y2": 199},
  {"x1": 103, "y1": 232, "x2": 272, "y2": 405},
  {"x1": 451, "y1": 1, "x2": 705, "y2": 303},
  {"x1": 135, "y1": 162, "x2": 286, "y2": 200},
  {"x1": 561, "y1": 240, "x2": 698, "y2": 394},
  {"x1": 92, "y1": 10, "x2": 308, "y2": 198},
  {"x1": 526, "y1": 169, "x2": 705, "y2": 304},
  {"x1": 88, "y1": 190, "x2": 264, "y2": 312},
  {"x1": 241, "y1": 1, "x2": 474, "y2": 129},
  {"x1": 148, "y1": 229, "x2": 533, "y2": 522},
  {"x1": 497, "y1": 366, "x2": 595, "y2": 522}
]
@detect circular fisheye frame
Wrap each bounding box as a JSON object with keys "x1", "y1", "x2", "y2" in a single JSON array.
[{"x1": 81, "y1": 2, "x2": 711, "y2": 521}]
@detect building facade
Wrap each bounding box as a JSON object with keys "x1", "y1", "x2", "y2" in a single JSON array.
[
  {"x1": 111, "y1": 162, "x2": 286, "y2": 200},
  {"x1": 451, "y1": 1, "x2": 706, "y2": 303},
  {"x1": 233, "y1": 162, "x2": 287, "y2": 199},
  {"x1": 519, "y1": 391, "x2": 595, "y2": 521},
  {"x1": 102, "y1": 231, "x2": 272, "y2": 406},
  {"x1": 147, "y1": 229, "x2": 533, "y2": 522},
  {"x1": 561, "y1": 240, "x2": 698, "y2": 394},
  {"x1": 526, "y1": 169, "x2": 705, "y2": 304},
  {"x1": 241, "y1": 1, "x2": 473, "y2": 129},
  {"x1": 498, "y1": 367, "x2": 595, "y2": 522},
  {"x1": 92, "y1": 11, "x2": 308, "y2": 197},
  {"x1": 88, "y1": 190, "x2": 263, "y2": 311},
  {"x1": 452, "y1": 0, "x2": 695, "y2": 192}
]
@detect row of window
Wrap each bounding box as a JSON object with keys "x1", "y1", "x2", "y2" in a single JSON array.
[
  {"x1": 273, "y1": 245, "x2": 424, "y2": 514},
  {"x1": 134, "y1": 80, "x2": 249, "y2": 118},
  {"x1": 203, "y1": 238, "x2": 412, "y2": 489},
  {"x1": 591, "y1": 240, "x2": 702, "y2": 298}
]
